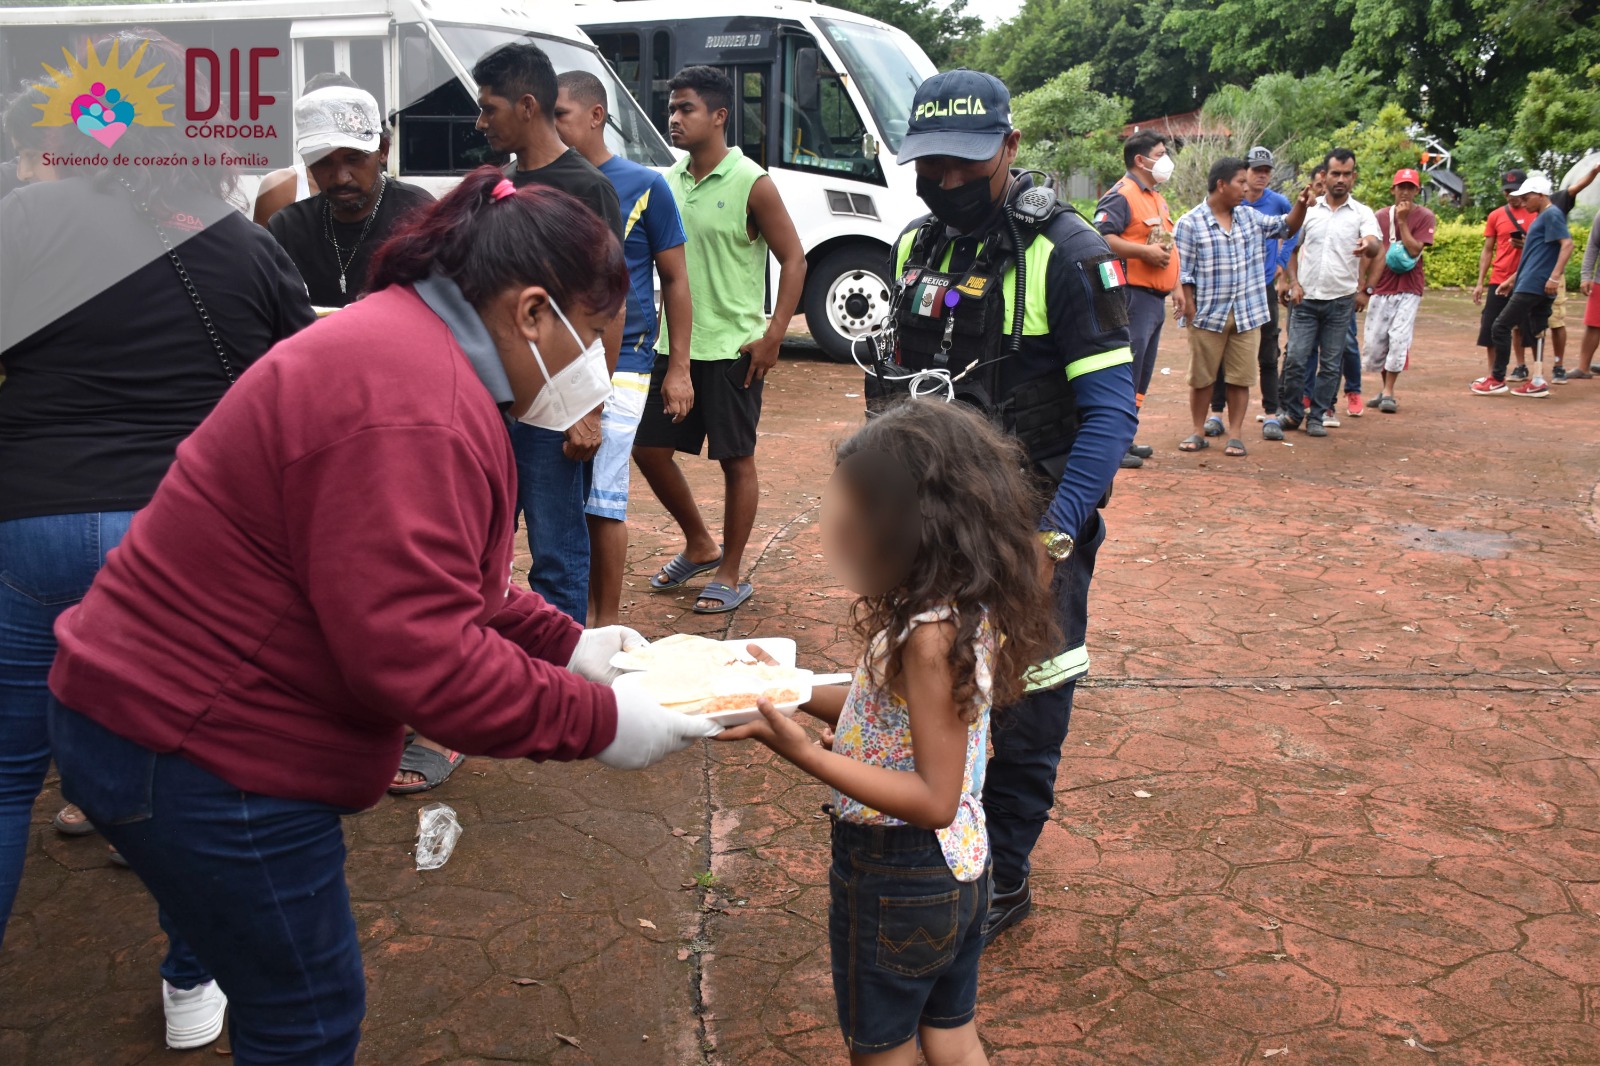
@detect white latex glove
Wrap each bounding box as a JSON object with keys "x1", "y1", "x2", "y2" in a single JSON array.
[
  {"x1": 566, "y1": 625, "x2": 647, "y2": 685},
  {"x1": 594, "y1": 686, "x2": 722, "y2": 769}
]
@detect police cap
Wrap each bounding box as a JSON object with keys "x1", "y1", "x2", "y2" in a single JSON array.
[{"x1": 898, "y1": 68, "x2": 1012, "y2": 164}]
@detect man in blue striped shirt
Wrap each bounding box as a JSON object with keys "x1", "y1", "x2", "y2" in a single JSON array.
[{"x1": 1174, "y1": 157, "x2": 1310, "y2": 456}]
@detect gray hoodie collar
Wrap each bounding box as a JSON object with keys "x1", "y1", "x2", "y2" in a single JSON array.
[{"x1": 414, "y1": 273, "x2": 514, "y2": 408}]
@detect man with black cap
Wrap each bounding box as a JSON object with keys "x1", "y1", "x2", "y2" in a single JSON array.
[
  {"x1": 266, "y1": 84, "x2": 434, "y2": 307},
  {"x1": 872, "y1": 68, "x2": 1137, "y2": 946},
  {"x1": 1471, "y1": 169, "x2": 1536, "y2": 382}
]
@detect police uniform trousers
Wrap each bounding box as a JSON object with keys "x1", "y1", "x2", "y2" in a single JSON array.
[{"x1": 982, "y1": 508, "x2": 1105, "y2": 892}]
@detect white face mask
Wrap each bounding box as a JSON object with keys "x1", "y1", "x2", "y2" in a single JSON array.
[
  {"x1": 516, "y1": 299, "x2": 611, "y2": 432},
  {"x1": 1149, "y1": 154, "x2": 1175, "y2": 184}
]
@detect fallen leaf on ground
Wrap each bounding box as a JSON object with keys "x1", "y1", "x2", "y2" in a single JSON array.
[
  {"x1": 511, "y1": 976, "x2": 543, "y2": 986},
  {"x1": 638, "y1": 918, "x2": 657, "y2": 930},
  {"x1": 671, "y1": 827, "x2": 688, "y2": 837},
  {"x1": 1132, "y1": 790, "x2": 1153, "y2": 799},
  {"x1": 1264, "y1": 1049, "x2": 1288, "y2": 1058},
  {"x1": 555, "y1": 1032, "x2": 582, "y2": 1048}
]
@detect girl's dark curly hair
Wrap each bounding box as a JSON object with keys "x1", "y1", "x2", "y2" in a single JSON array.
[{"x1": 835, "y1": 398, "x2": 1060, "y2": 714}]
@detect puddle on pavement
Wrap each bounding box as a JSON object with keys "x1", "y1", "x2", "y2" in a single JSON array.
[{"x1": 1392, "y1": 523, "x2": 1514, "y2": 558}]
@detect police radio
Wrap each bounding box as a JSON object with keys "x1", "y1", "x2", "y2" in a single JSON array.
[{"x1": 1009, "y1": 184, "x2": 1059, "y2": 226}]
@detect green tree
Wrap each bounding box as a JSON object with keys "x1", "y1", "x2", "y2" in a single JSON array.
[
  {"x1": 1200, "y1": 68, "x2": 1376, "y2": 174},
  {"x1": 973, "y1": 0, "x2": 1213, "y2": 119},
  {"x1": 1162, "y1": 0, "x2": 1355, "y2": 86},
  {"x1": 831, "y1": 0, "x2": 984, "y2": 69},
  {"x1": 1319, "y1": 103, "x2": 1425, "y2": 207},
  {"x1": 1512, "y1": 65, "x2": 1600, "y2": 178},
  {"x1": 1011, "y1": 65, "x2": 1130, "y2": 185},
  {"x1": 1450, "y1": 124, "x2": 1522, "y2": 209}
]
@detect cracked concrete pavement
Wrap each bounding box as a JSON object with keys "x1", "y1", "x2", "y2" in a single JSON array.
[{"x1": 4, "y1": 291, "x2": 1599, "y2": 1064}]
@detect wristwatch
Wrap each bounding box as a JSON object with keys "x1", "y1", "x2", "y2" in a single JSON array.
[
  {"x1": 1364, "y1": 286, "x2": 1375, "y2": 295},
  {"x1": 1037, "y1": 530, "x2": 1075, "y2": 562}
]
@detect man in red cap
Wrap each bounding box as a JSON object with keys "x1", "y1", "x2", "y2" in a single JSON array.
[{"x1": 1359, "y1": 168, "x2": 1436, "y2": 413}]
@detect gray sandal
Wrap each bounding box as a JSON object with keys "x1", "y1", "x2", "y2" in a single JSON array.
[
  {"x1": 388, "y1": 743, "x2": 465, "y2": 795},
  {"x1": 1179, "y1": 434, "x2": 1210, "y2": 452}
]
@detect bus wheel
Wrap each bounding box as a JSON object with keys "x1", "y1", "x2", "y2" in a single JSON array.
[{"x1": 804, "y1": 245, "x2": 891, "y2": 364}]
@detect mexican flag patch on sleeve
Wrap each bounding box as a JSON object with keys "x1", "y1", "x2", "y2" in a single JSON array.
[{"x1": 1096, "y1": 258, "x2": 1126, "y2": 291}]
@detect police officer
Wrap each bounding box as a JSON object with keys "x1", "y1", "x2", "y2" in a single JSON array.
[{"x1": 873, "y1": 69, "x2": 1137, "y2": 944}]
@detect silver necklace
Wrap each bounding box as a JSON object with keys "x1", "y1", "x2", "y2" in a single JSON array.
[{"x1": 323, "y1": 175, "x2": 387, "y2": 294}]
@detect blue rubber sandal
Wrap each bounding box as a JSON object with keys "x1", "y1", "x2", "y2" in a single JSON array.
[
  {"x1": 692, "y1": 581, "x2": 753, "y2": 614},
  {"x1": 650, "y1": 548, "x2": 723, "y2": 591}
]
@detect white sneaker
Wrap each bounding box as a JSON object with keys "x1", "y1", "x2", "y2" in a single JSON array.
[
  {"x1": 164, "y1": 980, "x2": 227, "y2": 1049},
  {"x1": 1321, "y1": 414, "x2": 1342, "y2": 428}
]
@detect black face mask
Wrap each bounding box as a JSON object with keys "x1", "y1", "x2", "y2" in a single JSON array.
[{"x1": 916, "y1": 157, "x2": 1003, "y2": 232}]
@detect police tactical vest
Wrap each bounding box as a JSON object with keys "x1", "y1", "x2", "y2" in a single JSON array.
[{"x1": 870, "y1": 213, "x2": 1082, "y2": 474}]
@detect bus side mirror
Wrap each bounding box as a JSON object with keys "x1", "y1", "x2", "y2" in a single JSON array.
[{"x1": 795, "y1": 47, "x2": 820, "y2": 111}]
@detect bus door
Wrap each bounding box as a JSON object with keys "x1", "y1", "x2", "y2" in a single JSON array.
[{"x1": 589, "y1": 28, "x2": 675, "y2": 139}]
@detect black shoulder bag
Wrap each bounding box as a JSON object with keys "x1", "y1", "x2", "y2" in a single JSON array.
[{"x1": 116, "y1": 176, "x2": 238, "y2": 385}]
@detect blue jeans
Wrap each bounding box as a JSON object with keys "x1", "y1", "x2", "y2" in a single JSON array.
[
  {"x1": 51, "y1": 700, "x2": 365, "y2": 1064},
  {"x1": 983, "y1": 510, "x2": 1104, "y2": 889},
  {"x1": 1300, "y1": 311, "x2": 1362, "y2": 401},
  {"x1": 1281, "y1": 296, "x2": 1356, "y2": 424},
  {"x1": 511, "y1": 423, "x2": 591, "y2": 624},
  {"x1": 828, "y1": 815, "x2": 988, "y2": 1053},
  {"x1": 0, "y1": 509, "x2": 133, "y2": 942}
]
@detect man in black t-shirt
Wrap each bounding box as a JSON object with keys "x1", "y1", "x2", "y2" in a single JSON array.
[
  {"x1": 267, "y1": 85, "x2": 434, "y2": 307},
  {"x1": 470, "y1": 42, "x2": 625, "y2": 625}
]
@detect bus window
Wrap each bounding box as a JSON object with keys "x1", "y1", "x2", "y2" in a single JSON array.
[
  {"x1": 436, "y1": 24, "x2": 674, "y2": 166},
  {"x1": 301, "y1": 38, "x2": 335, "y2": 80},
  {"x1": 649, "y1": 30, "x2": 673, "y2": 137},
  {"x1": 395, "y1": 30, "x2": 505, "y2": 175},
  {"x1": 592, "y1": 31, "x2": 642, "y2": 101},
  {"x1": 779, "y1": 35, "x2": 881, "y2": 184},
  {"x1": 349, "y1": 37, "x2": 386, "y2": 104},
  {"x1": 739, "y1": 69, "x2": 767, "y2": 168}
]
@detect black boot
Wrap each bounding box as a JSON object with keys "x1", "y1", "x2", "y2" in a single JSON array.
[{"x1": 981, "y1": 877, "x2": 1032, "y2": 947}]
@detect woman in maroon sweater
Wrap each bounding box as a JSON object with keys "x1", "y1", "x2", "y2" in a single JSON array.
[{"x1": 47, "y1": 169, "x2": 718, "y2": 1064}]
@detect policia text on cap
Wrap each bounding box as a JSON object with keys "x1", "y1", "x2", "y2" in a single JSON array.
[{"x1": 870, "y1": 69, "x2": 1138, "y2": 945}]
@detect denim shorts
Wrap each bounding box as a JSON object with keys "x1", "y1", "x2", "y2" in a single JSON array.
[{"x1": 828, "y1": 811, "x2": 989, "y2": 1053}]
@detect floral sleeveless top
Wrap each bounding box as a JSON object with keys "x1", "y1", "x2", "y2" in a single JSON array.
[{"x1": 832, "y1": 608, "x2": 995, "y2": 882}]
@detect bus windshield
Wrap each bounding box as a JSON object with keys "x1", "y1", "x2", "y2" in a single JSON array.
[
  {"x1": 438, "y1": 24, "x2": 674, "y2": 165},
  {"x1": 812, "y1": 17, "x2": 936, "y2": 154}
]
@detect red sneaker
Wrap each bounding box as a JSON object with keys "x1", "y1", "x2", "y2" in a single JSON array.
[
  {"x1": 1470, "y1": 377, "x2": 1507, "y2": 395},
  {"x1": 1346, "y1": 392, "x2": 1364, "y2": 417},
  {"x1": 1511, "y1": 378, "x2": 1550, "y2": 398}
]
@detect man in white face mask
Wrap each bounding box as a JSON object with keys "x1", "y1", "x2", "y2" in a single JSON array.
[{"x1": 1093, "y1": 131, "x2": 1180, "y2": 468}]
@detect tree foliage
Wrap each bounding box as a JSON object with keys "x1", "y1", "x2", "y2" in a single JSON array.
[
  {"x1": 1011, "y1": 65, "x2": 1130, "y2": 185},
  {"x1": 1513, "y1": 65, "x2": 1600, "y2": 177},
  {"x1": 1450, "y1": 124, "x2": 1522, "y2": 206},
  {"x1": 972, "y1": 0, "x2": 1213, "y2": 120},
  {"x1": 1199, "y1": 69, "x2": 1377, "y2": 174}
]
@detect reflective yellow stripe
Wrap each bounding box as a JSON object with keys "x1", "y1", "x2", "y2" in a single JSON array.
[
  {"x1": 1065, "y1": 346, "x2": 1133, "y2": 381},
  {"x1": 1023, "y1": 645, "x2": 1089, "y2": 691},
  {"x1": 611, "y1": 371, "x2": 651, "y2": 393}
]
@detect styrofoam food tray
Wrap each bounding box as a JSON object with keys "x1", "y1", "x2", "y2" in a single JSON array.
[
  {"x1": 610, "y1": 636, "x2": 797, "y2": 673},
  {"x1": 612, "y1": 666, "x2": 812, "y2": 727}
]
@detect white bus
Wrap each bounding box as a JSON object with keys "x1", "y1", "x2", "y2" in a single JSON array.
[
  {"x1": 0, "y1": 0, "x2": 675, "y2": 204},
  {"x1": 575, "y1": 0, "x2": 938, "y2": 360}
]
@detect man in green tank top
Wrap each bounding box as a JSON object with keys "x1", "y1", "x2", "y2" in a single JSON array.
[{"x1": 633, "y1": 65, "x2": 807, "y2": 614}]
